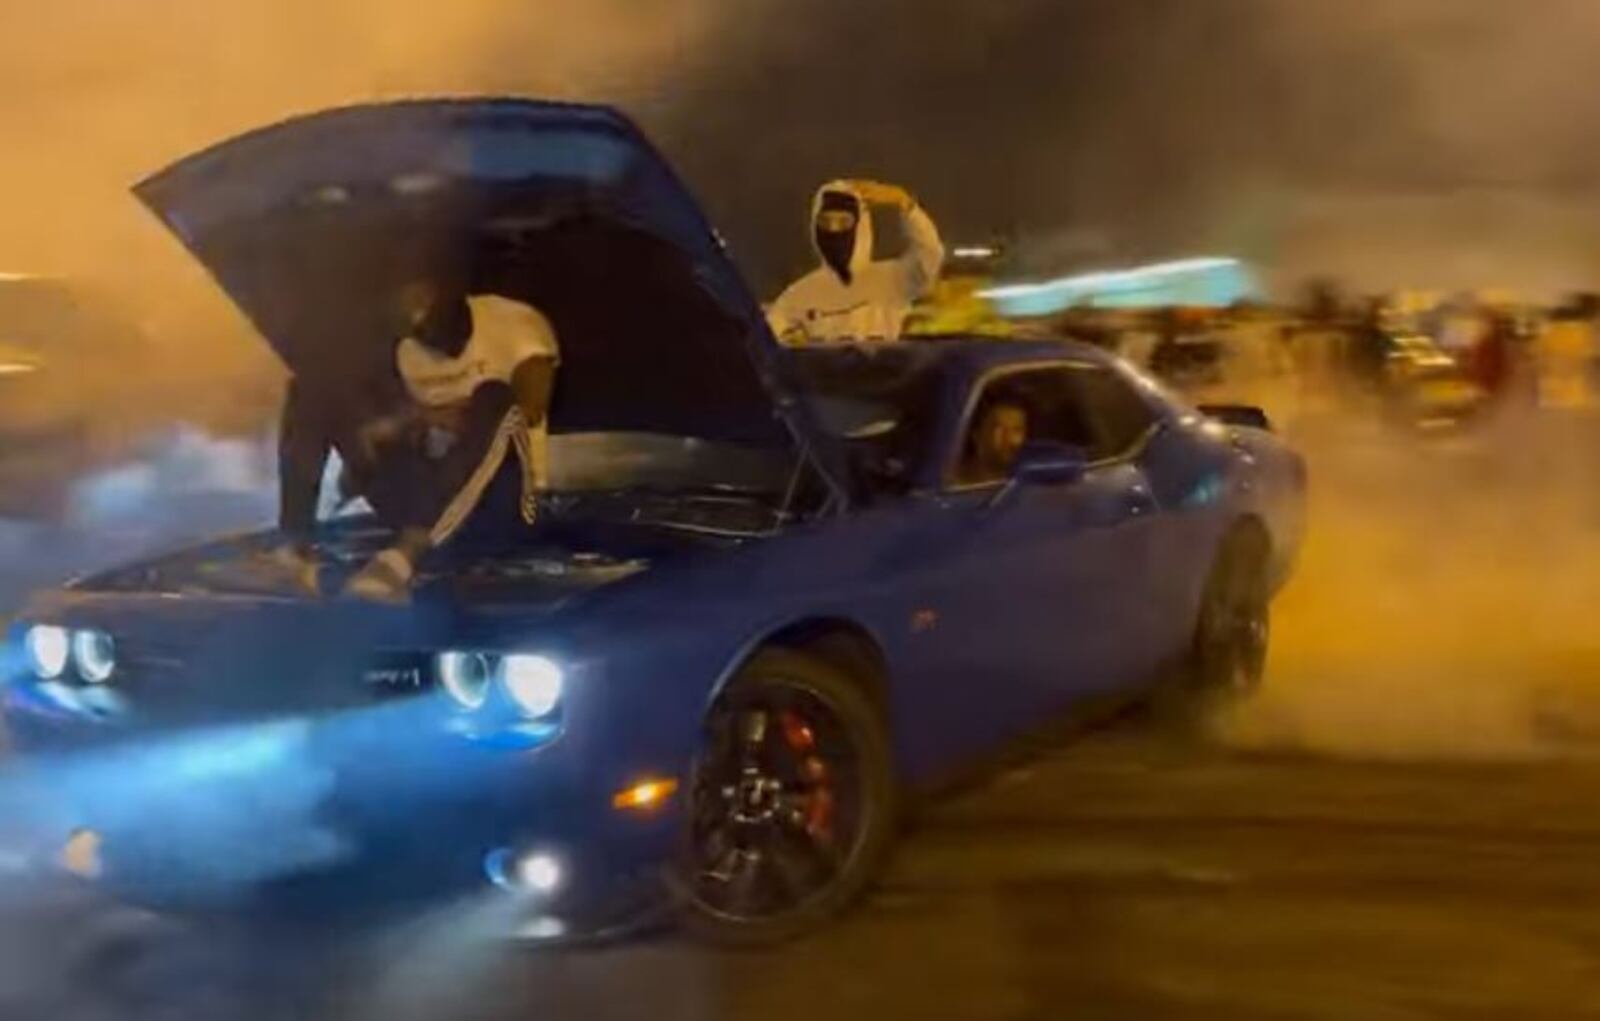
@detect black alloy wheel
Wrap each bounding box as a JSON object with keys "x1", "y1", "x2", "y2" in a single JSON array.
[{"x1": 673, "y1": 648, "x2": 895, "y2": 945}]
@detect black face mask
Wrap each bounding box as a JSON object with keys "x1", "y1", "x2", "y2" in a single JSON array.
[
  {"x1": 814, "y1": 192, "x2": 861, "y2": 283},
  {"x1": 416, "y1": 294, "x2": 473, "y2": 357}
]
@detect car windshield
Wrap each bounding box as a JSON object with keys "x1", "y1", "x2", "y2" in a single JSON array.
[{"x1": 783, "y1": 346, "x2": 945, "y2": 491}]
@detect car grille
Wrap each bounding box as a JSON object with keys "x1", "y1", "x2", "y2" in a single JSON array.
[
  {"x1": 358, "y1": 652, "x2": 437, "y2": 700},
  {"x1": 113, "y1": 633, "x2": 192, "y2": 685},
  {"x1": 106, "y1": 633, "x2": 435, "y2": 710}
]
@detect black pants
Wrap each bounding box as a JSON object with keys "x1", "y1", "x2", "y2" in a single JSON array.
[{"x1": 280, "y1": 379, "x2": 532, "y2": 550}]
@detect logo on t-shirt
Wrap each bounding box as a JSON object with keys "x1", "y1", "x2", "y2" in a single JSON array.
[
  {"x1": 406, "y1": 358, "x2": 490, "y2": 403},
  {"x1": 397, "y1": 295, "x2": 559, "y2": 408}
]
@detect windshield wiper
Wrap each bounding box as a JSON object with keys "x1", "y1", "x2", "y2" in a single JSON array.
[{"x1": 542, "y1": 487, "x2": 788, "y2": 535}]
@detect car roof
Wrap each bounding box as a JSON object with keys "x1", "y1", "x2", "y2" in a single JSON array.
[
  {"x1": 798, "y1": 335, "x2": 1116, "y2": 378},
  {"x1": 920, "y1": 334, "x2": 1113, "y2": 373},
  {"x1": 782, "y1": 335, "x2": 1174, "y2": 439}
]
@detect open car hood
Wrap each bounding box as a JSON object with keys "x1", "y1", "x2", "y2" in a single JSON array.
[{"x1": 134, "y1": 99, "x2": 837, "y2": 465}]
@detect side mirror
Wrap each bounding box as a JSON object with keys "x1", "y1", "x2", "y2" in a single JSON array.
[
  {"x1": 1012, "y1": 440, "x2": 1088, "y2": 486},
  {"x1": 1198, "y1": 403, "x2": 1272, "y2": 431}
]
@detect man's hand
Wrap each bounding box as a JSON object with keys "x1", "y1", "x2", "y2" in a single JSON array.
[
  {"x1": 847, "y1": 179, "x2": 914, "y2": 209},
  {"x1": 777, "y1": 322, "x2": 812, "y2": 347}
]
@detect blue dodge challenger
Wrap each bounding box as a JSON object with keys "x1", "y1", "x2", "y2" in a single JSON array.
[{"x1": 2, "y1": 99, "x2": 1304, "y2": 943}]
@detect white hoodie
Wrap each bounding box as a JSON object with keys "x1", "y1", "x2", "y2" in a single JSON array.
[{"x1": 766, "y1": 180, "x2": 945, "y2": 344}]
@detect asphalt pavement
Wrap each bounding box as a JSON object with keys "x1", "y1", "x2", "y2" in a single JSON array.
[{"x1": 8, "y1": 722, "x2": 1600, "y2": 1020}]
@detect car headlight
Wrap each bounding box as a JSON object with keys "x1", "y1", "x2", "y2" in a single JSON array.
[
  {"x1": 71, "y1": 629, "x2": 116, "y2": 684},
  {"x1": 437, "y1": 651, "x2": 493, "y2": 709},
  {"x1": 24, "y1": 625, "x2": 69, "y2": 680},
  {"x1": 502, "y1": 655, "x2": 563, "y2": 718}
]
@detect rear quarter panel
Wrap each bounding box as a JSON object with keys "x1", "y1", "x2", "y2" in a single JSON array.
[
  {"x1": 1134, "y1": 408, "x2": 1307, "y2": 662},
  {"x1": 1226, "y1": 425, "x2": 1308, "y2": 591}
]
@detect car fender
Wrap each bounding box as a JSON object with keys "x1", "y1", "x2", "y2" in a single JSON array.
[{"x1": 704, "y1": 612, "x2": 894, "y2": 712}]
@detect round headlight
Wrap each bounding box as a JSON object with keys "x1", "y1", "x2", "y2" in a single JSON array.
[
  {"x1": 502, "y1": 655, "x2": 563, "y2": 717},
  {"x1": 437, "y1": 651, "x2": 493, "y2": 709},
  {"x1": 71, "y1": 630, "x2": 116, "y2": 684},
  {"x1": 515, "y1": 851, "x2": 563, "y2": 893},
  {"x1": 24, "y1": 625, "x2": 69, "y2": 680}
]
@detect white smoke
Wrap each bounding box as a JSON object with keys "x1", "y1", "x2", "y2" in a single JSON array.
[{"x1": 0, "y1": 0, "x2": 737, "y2": 434}]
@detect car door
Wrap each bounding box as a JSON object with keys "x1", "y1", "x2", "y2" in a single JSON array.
[{"x1": 897, "y1": 362, "x2": 1159, "y2": 744}]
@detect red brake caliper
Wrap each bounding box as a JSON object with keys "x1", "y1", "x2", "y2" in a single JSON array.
[{"x1": 780, "y1": 710, "x2": 834, "y2": 840}]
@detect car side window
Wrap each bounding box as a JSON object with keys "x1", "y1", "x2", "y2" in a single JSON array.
[
  {"x1": 1070, "y1": 366, "x2": 1160, "y2": 461},
  {"x1": 952, "y1": 367, "x2": 1097, "y2": 486}
]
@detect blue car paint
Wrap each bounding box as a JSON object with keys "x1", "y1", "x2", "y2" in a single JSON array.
[
  {"x1": 0, "y1": 99, "x2": 1306, "y2": 928},
  {"x1": 2, "y1": 347, "x2": 1304, "y2": 919}
]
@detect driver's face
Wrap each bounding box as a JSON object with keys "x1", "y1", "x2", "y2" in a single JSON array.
[{"x1": 977, "y1": 404, "x2": 1028, "y2": 474}]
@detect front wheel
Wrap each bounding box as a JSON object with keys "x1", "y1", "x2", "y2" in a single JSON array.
[{"x1": 670, "y1": 648, "x2": 896, "y2": 945}]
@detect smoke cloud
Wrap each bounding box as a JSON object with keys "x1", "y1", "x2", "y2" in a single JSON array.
[
  {"x1": 0, "y1": 0, "x2": 732, "y2": 433},
  {"x1": 667, "y1": 0, "x2": 1600, "y2": 295},
  {"x1": 3, "y1": 0, "x2": 1597, "y2": 435},
  {"x1": 1212, "y1": 402, "x2": 1600, "y2": 762}
]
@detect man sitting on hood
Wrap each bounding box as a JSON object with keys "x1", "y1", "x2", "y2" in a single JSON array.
[
  {"x1": 766, "y1": 179, "x2": 944, "y2": 345},
  {"x1": 340, "y1": 279, "x2": 558, "y2": 601},
  {"x1": 236, "y1": 272, "x2": 558, "y2": 602}
]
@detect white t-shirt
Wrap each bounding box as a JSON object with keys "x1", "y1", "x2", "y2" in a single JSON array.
[
  {"x1": 395, "y1": 294, "x2": 560, "y2": 486},
  {"x1": 396, "y1": 294, "x2": 559, "y2": 407}
]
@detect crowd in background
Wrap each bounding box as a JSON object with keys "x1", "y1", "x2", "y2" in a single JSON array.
[{"x1": 912, "y1": 266, "x2": 1600, "y2": 433}]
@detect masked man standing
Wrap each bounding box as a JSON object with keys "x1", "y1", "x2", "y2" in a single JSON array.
[{"x1": 766, "y1": 179, "x2": 944, "y2": 345}]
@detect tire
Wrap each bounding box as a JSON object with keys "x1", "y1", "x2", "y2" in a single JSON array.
[
  {"x1": 670, "y1": 647, "x2": 897, "y2": 946},
  {"x1": 1188, "y1": 523, "x2": 1271, "y2": 699}
]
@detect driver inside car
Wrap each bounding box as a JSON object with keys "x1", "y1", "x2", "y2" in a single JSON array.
[
  {"x1": 959, "y1": 398, "x2": 1029, "y2": 485},
  {"x1": 234, "y1": 271, "x2": 560, "y2": 602}
]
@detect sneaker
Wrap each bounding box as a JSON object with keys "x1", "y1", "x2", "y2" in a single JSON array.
[
  {"x1": 203, "y1": 545, "x2": 320, "y2": 597},
  {"x1": 343, "y1": 548, "x2": 416, "y2": 604}
]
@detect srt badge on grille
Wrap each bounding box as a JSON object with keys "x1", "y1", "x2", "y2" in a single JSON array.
[{"x1": 364, "y1": 666, "x2": 425, "y2": 691}]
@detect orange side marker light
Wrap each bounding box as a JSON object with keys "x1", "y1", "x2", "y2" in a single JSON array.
[{"x1": 612, "y1": 777, "x2": 680, "y2": 812}]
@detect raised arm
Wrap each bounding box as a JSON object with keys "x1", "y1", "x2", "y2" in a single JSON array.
[
  {"x1": 895, "y1": 197, "x2": 945, "y2": 299},
  {"x1": 849, "y1": 180, "x2": 945, "y2": 300}
]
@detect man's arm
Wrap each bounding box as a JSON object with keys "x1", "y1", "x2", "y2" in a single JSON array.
[
  {"x1": 510, "y1": 356, "x2": 556, "y2": 427},
  {"x1": 765, "y1": 286, "x2": 811, "y2": 345},
  {"x1": 848, "y1": 180, "x2": 945, "y2": 300},
  {"x1": 896, "y1": 199, "x2": 945, "y2": 299},
  {"x1": 493, "y1": 300, "x2": 560, "y2": 425}
]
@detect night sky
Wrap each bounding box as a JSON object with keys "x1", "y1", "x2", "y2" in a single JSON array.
[
  {"x1": 2, "y1": 0, "x2": 1597, "y2": 396},
  {"x1": 638, "y1": 0, "x2": 1600, "y2": 294}
]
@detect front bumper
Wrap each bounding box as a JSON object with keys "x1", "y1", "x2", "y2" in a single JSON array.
[{"x1": 1, "y1": 670, "x2": 684, "y2": 933}]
